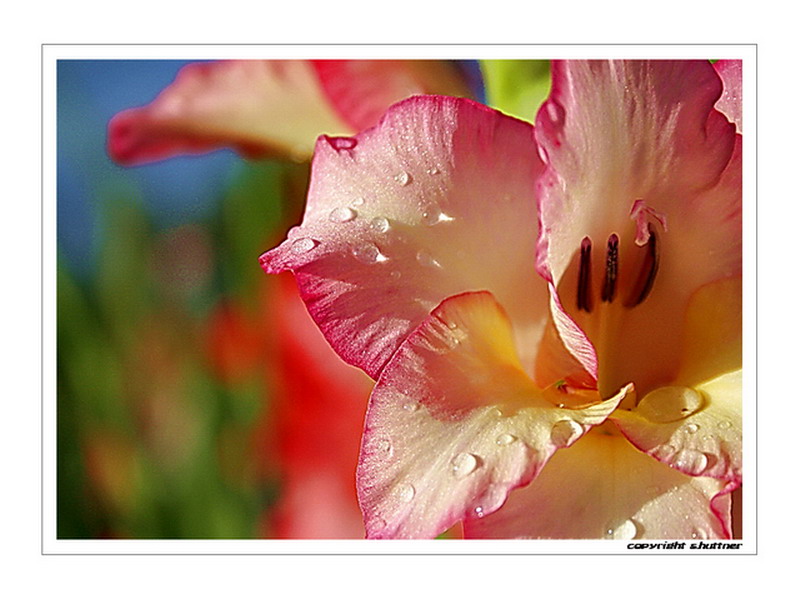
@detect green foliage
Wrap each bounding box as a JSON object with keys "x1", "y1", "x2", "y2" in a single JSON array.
[{"x1": 480, "y1": 60, "x2": 552, "y2": 124}]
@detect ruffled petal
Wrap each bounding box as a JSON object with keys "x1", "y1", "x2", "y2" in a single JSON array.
[
  {"x1": 312, "y1": 60, "x2": 473, "y2": 131},
  {"x1": 261, "y1": 95, "x2": 546, "y2": 379},
  {"x1": 108, "y1": 60, "x2": 351, "y2": 165},
  {"x1": 714, "y1": 60, "x2": 743, "y2": 133},
  {"x1": 610, "y1": 370, "x2": 742, "y2": 486},
  {"x1": 356, "y1": 291, "x2": 631, "y2": 539},
  {"x1": 465, "y1": 427, "x2": 729, "y2": 539},
  {"x1": 535, "y1": 60, "x2": 741, "y2": 396}
]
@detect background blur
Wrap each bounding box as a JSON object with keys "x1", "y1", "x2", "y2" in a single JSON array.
[{"x1": 57, "y1": 59, "x2": 545, "y2": 539}]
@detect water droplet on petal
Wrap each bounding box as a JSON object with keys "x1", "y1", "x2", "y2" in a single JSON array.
[
  {"x1": 390, "y1": 270, "x2": 401, "y2": 279},
  {"x1": 416, "y1": 249, "x2": 442, "y2": 268},
  {"x1": 291, "y1": 237, "x2": 318, "y2": 254},
  {"x1": 370, "y1": 217, "x2": 390, "y2": 233},
  {"x1": 673, "y1": 449, "x2": 709, "y2": 475},
  {"x1": 394, "y1": 171, "x2": 411, "y2": 186},
  {"x1": 352, "y1": 242, "x2": 388, "y2": 264},
  {"x1": 330, "y1": 136, "x2": 357, "y2": 150},
  {"x1": 396, "y1": 483, "x2": 415, "y2": 502},
  {"x1": 451, "y1": 452, "x2": 479, "y2": 479},
  {"x1": 426, "y1": 166, "x2": 440, "y2": 175},
  {"x1": 719, "y1": 420, "x2": 733, "y2": 430},
  {"x1": 604, "y1": 519, "x2": 640, "y2": 540},
  {"x1": 496, "y1": 433, "x2": 516, "y2": 446},
  {"x1": 656, "y1": 444, "x2": 677, "y2": 460},
  {"x1": 377, "y1": 437, "x2": 393, "y2": 457},
  {"x1": 329, "y1": 207, "x2": 357, "y2": 223},
  {"x1": 402, "y1": 402, "x2": 419, "y2": 413},
  {"x1": 691, "y1": 529, "x2": 707, "y2": 540},
  {"x1": 546, "y1": 101, "x2": 565, "y2": 124},
  {"x1": 351, "y1": 197, "x2": 365, "y2": 207},
  {"x1": 684, "y1": 423, "x2": 700, "y2": 434},
  {"x1": 637, "y1": 386, "x2": 705, "y2": 423},
  {"x1": 550, "y1": 419, "x2": 583, "y2": 448},
  {"x1": 421, "y1": 209, "x2": 455, "y2": 226},
  {"x1": 473, "y1": 506, "x2": 485, "y2": 518}
]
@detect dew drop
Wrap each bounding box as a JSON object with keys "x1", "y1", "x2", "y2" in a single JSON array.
[
  {"x1": 451, "y1": 452, "x2": 479, "y2": 479},
  {"x1": 473, "y1": 506, "x2": 485, "y2": 518},
  {"x1": 684, "y1": 423, "x2": 700, "y2": 435},
  {"x1": 390, "y1": 270, "x2": 401, "y2": 279},
  {"x1": 421, "y1": 209, "x2": 455, "y2": 226},
  {"x1": 656, "y1": 444, "x2": 677, "y2": 460},
  {"x1": 330, "y1": 136, "x2": 357, "y2": 150},
  {"x1": 377, "y1": 437, "x2": 393, "y2": 457},
  {"x1": 351, "y1": 197, "x2": 365, "y2": 207},
  {"x1": 426, "y1": 166, "x2": 440, "y2": 175},
  {"x1": 352, "y1": 242, "x2": 388, "y2": 264},
  {"x1": 496, "y1": 433, "x2": 516, "y2": 446},
  {"x1": 691, "y1": 529, "x2": 707, "y2": 540},
  {"x1": 489, "y1": 408, "x2": 503, "y2": 418},
  {"x1": 673, "y1": 449, "x2": 709, "y2": 475},
  {"x1": 394, "y1": 171, "x2": 411, "y2": 186},
  {"x1": 603, "y1": 519, "x2": 640, "y2": 540},
  {"x1": 402, "y1": 401, "x2": 419, "y2": 413},
  {"x1": 637, "y1": 386, "x2": 705, "y2": 423},
  {"x1": 396, "y1": 483, "x2": 415, "y2": 502},
  {"x1": 719, "y1": 420, "x2": 733, "y2": 430},
  {"x1": 369, "y1": 217, "x2": 390, "y2": 233},
  {"x1": 291, "y1": 237, "x2": 318, "y2": 254},
  {"x1": 550, "y1": 419, "x2": 583, "y2": 448},
  {"x1": 416, "y1": 249, "x2": 442, "y2": 268},
  {"x1": 329, "y1": 206, "x2": 357, "y2": 223}
]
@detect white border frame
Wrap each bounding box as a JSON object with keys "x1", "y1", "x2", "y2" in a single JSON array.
[{"x1": 42, "y1": 44, "x2": 757, "y2": 555}]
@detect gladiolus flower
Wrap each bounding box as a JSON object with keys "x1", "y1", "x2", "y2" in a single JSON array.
[
  {"x1": 260, "y1": 59, "x2": 742, "y2": 539},
  {"x1": 108, "y1": 59, "x2": 473, "y2": 165}
]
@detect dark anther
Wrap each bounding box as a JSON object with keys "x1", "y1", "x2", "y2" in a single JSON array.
[
  {"x1": 624, "y1": 224, "x2": 660, "y2": 307},
  {"x1": 577, "y1": 237, "x2": 593, "y2": 312},
  {"x1": 601, "y1": 233, "x2": 619, "y2": 303}
]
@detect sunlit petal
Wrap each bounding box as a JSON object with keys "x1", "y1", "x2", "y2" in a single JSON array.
[
  {"x1": 261, "y1": 96, "x2": 547, "y2": 379},
  {"x1": 357, "y1": 291, "x2": 630, "y2": 538},
  {"x1": 535, "y1": 60, "x2": 740, "y2": 395},
  {"x1": 465, "y1": 427, "x2": 729, "y2": 539}
]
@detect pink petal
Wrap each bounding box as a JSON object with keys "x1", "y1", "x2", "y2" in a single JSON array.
[
  {"x1": 311, "y1": 60, "x2": 473, "y2": 131},
  {"x1": 357, "y1": 291, "x2": 631, "y2": 539},
  {"x1": 261, "y1": 95, "x2": 547, "y2": 380},
  {"x1": 535, "y1": 60, "x2": 741, "y2": 396},
  {"x1": 269, "y1": 274, "x2": 373, "y2": 539},
  {"x1": 108, "y1": 60, "x2": 351, "y2": 165},
  {"x1": 465, "y1": 426, "x2": 730, "y2": 539},
  {"x1": 610, "y1": 370, "x2": 742, "y2": 486},
  {"x1": 714, "y1": 60, "x2": 743, "y2": 133}
]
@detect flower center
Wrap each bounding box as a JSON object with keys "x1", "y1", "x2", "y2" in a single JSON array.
[{"x1": 576, "y1": 224, "x2": 660, "y2": 313}]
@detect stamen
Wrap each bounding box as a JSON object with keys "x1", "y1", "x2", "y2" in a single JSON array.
[
  {"x1": 624, "y1": 224, "x2": 660, "y2": 307},
  {"x1": 577, "y1": 236, "x2": 593, "y2": 312},
  {"x1": 601, "y1": 233, "x2": 619, "y2": 303}
]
